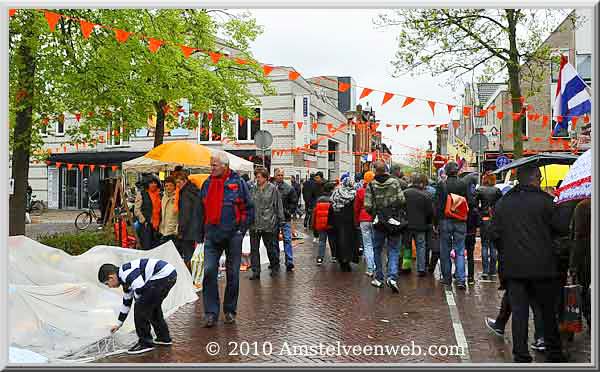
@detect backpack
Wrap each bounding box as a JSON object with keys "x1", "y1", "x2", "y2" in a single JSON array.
[
  {"x1": 368, "y1": 183, "x2": 408, "y2": 236},
  {"x1": 444, "y1": 193, "x2": 469, "y2": 221},
  {"x1": 313, "y1": 200, "x2": 331, "y2": 232}
]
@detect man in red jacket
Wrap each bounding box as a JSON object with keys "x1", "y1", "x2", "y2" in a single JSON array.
[{"x1": 354, "y1": 171, "x2": 375, "y2": 277}]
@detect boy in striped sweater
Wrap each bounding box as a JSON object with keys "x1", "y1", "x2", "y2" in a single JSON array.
[{"x1": 98, "y1": 258, "x2": 177, "y2": 355}]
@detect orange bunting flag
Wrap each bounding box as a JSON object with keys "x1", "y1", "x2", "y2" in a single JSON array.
[
  {"x1": 583, "y1": 115, "x2": 590, "y2": 124},
  {"x1": 338, "y1": 82, "x2": 351, "y2": 93},
  {"x1": 78, "y1": 164, "x2": 85, "y2": 172},
  {"x1": 401, "y1": 97, "x2": 415, "y2": 108},
  {"x1": 289, "y1": 71, "x2": 300, "y2": 80},
  {"x1": 296, "y1": 121, "x2": 303, "y2": 129},
  {"x1": 262, "y1": 65, "x2": 274, "y2": 76},
  {"x1": 67, "y1": 163, "x2": 73, "y2": 170},
  {"x1": 311, "y1": 122, "x2": 318, "y2": 131},
  {"x1": 55, "y1": 162, "x2": 62, "y2": 168},
  {"x1": 44, "y1": 11, "x2": 61, "y2": 32},
  {"x1": 427, "y1": 124, "x2": 436, "y2": 128},
  {"x1": 506, "y1": 133, "x2": 514, "y2": 139},
  {"x1": 63, "y1": 146, "x2": 67, "y2": 153},
  {"x1": 111, "y1": 165, "x2": 118, "y2": 172},
  {"x1": 80, "y1": 20, "x2": 95, "y2": 39},
  {"x1": 463, "y1": 106, "x2": 472, "y2": 117},
  {"x1": 207, "y1": 112, "x2": 213, "y2": 121},
  {"x1": 427, "y1": 101, "x2": 436, "y2": 115},
  {"x1": 193, "y1": 111, "x2": 199, "y2": 119},
  {"x1": 371, "y1": 123, "x2": 379, "y2": 132},
  {"x1": 282, "y1": 121, "x2": 289, "y2": 129},
  {"x1": 180, "y1": 45, "x2": 195, "y2": 58},
  {"x1": 9, "y1": 9, "x2": 16, "y2": 17},
  {"x1": 360, "y1": 88, "x2": 373, "y2": 99},
  {"x1": 533, "y1": 137, "x2": 543, "y2": 142},
  {"x1": 571, "y1": 116, "x2": 579, "y2": 129},
  {"x1": 542, "y1": 115, "x2": 549, "y2": 128},
  {"x1": 447, "y1": 104, "x2": 455, "y2": 114},
  {"x1": 488, "y1": 105, "x2": 497, "y2": 111},
  {"x1": 75, "y1": 113, "x2": 81, "y2": 122},
  {"x1": 114, "y1": 29, "x2": 132, "y2": 43},
  {"x1": 235, "y1": 58, "x2": 248, "y2": 65},
  {"x1": 562, "y1": 141, "x2": 570, "y2": 150},
  {"x1": 402, "y1": 124, "x2": 409, "y2": 130},
  {"x1": 511, "y1": 112, "x2": 522, "y2": 121},
  {"x1": 477, "y1": 109, "x2": 488, "y2": 117},
  {"x1": 148, "y1": 38, "x2": 163, "y2": 53},
  {"x1": 556, "y1": 115, "x2": 564, "y2": 123},
  {"x1": 382, "y1": 92, "x2": 394, "y2": 106},
  {"x1": 452, "y1": 121, "x2": 460, "y2": 129},
  {"x1": 396, "y1": 125, "x2": 400, "y2": 132},
  {"x1": 496, "y1": 111, "x2": 504, "y2": 120},
  {"x1": 416, "y1": 124, "x2": 423, "y2": 128},
  {"x1": 209, "y1": 52, "x2": 223, "y2": 64},
  {"x1": 327, "y1": 123, "x2": 334, "y2": 133}
]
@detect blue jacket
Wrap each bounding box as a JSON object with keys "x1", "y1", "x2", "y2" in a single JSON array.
[{"x1": 200, "y1": 170, "x2": 255, "y2": 242}]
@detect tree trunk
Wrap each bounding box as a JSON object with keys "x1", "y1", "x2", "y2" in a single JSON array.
[
  {"x1": 153, "y1": 99, "x2": 167, "y2": 148},
  {"x1": 9, "y1": 26, "x2": 36, "y2": 236},
  {"x1": 506, "y1": 9, "x2": 524, "y2": 159}
]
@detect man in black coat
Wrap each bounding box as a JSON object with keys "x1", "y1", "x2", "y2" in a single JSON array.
[
  {"x1": 403, "y1": 174, "x2": 434, "y2": 276},
  {"x1": 492, "y1": 165, "x2": 566, "y2": 363},
  {"x1": 302, "y1": 174, "x2": 316, "y2": 229},
  {"x1": 174, "y1": 172, "x2": 203, "y2": 271}
]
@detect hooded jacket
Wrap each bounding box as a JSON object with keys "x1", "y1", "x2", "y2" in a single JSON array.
[
  {"x1": 364, "y1": 174, "x2": 406, "y2": 218},
  {"x1": 403, "y1": 185, "x2": 434, "y2": 232}
]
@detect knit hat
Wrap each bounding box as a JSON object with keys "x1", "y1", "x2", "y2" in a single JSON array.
[{"x1": 363, "y1": 171, "x2": 375, "y2": 184}]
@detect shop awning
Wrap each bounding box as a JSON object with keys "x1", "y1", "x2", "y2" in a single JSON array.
[{"x1": 48, "y1": 151, "x2": 147, "y2": 165}]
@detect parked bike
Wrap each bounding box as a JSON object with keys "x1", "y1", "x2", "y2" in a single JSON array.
[
  {"x1": 26, "y1": 195, "x2": 46, "y2": 216},
  {"x1": 75, "y1": 193, "x2": 101, "y2": 231}
]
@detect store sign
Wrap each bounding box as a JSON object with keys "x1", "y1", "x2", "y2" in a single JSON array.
[
  {"x1": 47, "y1": 167, "x2": 59, "y2": 209},
  {"x1": 294, "y1": 95, "x2": 310, "y2": 148}
]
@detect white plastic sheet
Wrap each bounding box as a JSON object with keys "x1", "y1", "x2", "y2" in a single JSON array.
[{"x1": 8, "y1": 236, "x2": 198, "y2": 363}]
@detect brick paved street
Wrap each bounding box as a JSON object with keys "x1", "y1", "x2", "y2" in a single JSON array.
[{"x1": 97, "y1": 221, "x2": 591, "y2": 364}]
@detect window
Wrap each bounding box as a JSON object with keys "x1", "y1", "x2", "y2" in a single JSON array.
[
  {"x1": 55, "y1": 114, "x2": 65, "y2": 136},
  {"x1": 235, "y1": 108, "x2": 261, "y2": 142},
  {"x1": 198, "y1": 110, "x2": 223, "y2": 142},
  {"x1": 576, "y1": 54, "x2": 592, "y2": 82},
  {"x1": 550, "y1": 83, "x2": 570, "y2": 138},
  {"x1": 106, "y1": 122, "x2": 129, "y2": 146},
  {"x1": 551, "y1": 51, "x2": 569, "y2": 83},
  {"x1": 328, "y1": 141, "x2": 337, "y2": 162},
  {"x1": 523, "y1": 113, "x2": 529, "y2": 137}
]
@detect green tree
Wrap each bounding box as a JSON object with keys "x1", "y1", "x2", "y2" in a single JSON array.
[
  {"x1": 9, "y1": 9, "x2": 272, "y2": 235},
  {"x1": 375, "y1": 9, "x2": 570, "y2": 159}
]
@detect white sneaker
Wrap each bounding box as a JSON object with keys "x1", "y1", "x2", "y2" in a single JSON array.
[
  {"x1": 365, "y1": 271, "x2": 374, "y2": 277},
  {"x1": 312, "y1": 238, "x2": 317, "y2": 243},
  {"x1": 387, "y1": 279, "x2": 399, "y2": 293},
  {"x1": 371, "y1": 278, "x2": 384, "y2": 288}
]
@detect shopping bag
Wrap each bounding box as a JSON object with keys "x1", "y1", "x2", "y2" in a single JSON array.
[
  {"x1": 190, "y1": 243, "x2": 204, "y2": 291},
  {"x1": 559, "y1": 284, "x2": 583, "y2": 334}
]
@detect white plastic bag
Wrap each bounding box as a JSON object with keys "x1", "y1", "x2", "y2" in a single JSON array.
[{"x1": 190, "y1": 243, "x2": 204, "y2": 291}]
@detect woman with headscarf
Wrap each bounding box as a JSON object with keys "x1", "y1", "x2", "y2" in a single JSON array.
[{"x1": 330, "y1": 172, "x2": 358, "y2": 272}]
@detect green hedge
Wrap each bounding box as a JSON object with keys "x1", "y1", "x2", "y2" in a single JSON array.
[{"x1": 38, "y1": 230, "x2": 116, "y2": 256}]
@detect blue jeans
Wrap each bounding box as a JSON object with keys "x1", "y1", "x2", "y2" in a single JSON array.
[
  {"x1": 440, "y1": 219, "x2": 466, "y2": 284},
  {"x1": 279, "y1": 222, "x2": 293, "y2": 266},
  {"x1": 318, "y1": 230, "x2": 336, "y2": 258},
  {"x1": 481, "y1": 239, "x2": 497, "y2": 275},
  {"x1": 406, "y1": 231, "x2": 427, "y2": 273},
  {"x1": 202, "y1": 232, "x2": 243, "y2": 319},
  {"x1": 360, "y1": 222, "x2": 376, "y2": 273},
  {"x1": 372, "y1": 229, "x2": 401, "y2": 281}
]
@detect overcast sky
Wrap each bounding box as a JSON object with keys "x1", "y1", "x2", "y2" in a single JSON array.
[{"x1": 243, "y1": 9, "x2": 461, "y2": 163}]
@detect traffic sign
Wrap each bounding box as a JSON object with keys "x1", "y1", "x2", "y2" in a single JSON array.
[
  {"x1": 496, "y1": 155, "x2": 511, "y2": 168},
  {"x1": 433, "y1": 154, "x2": 446, "y2": 169}
]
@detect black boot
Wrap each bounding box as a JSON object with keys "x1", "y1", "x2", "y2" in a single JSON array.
[{"x1": 249, "y1": 272, "x2": 260, "y2": 280}]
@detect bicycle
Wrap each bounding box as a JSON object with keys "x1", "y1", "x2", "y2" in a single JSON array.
[
  {"x1": 75, "y1": 193, "x2": 101, "y2": 231},
  {"x1": 26, "y1": 194, "x2": 46, "y2": 216}
]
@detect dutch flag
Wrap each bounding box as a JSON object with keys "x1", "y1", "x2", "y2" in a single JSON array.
[{"x1": 552, "y1": 55, "x2": 592, "y2": 136}]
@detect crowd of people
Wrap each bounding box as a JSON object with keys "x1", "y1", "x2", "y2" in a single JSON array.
[{"x1": 104, "y1": 152, "x2": 590, "y2": 362}]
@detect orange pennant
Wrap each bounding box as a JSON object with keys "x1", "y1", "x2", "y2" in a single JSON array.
[
  {"x1": 235, "y1": 58, "x2": 248, "y2": 65},
  {"x1": 402, "y1": 124, "x2": 409, "y2": 130},
  {"x1": 67, "y1": 163, "x2": 73, "y2": 170},
  {"x1": 371, "y1": 123, "x2": 379, "y2": 132},
  {"x1": 453, "y1": 121, "x2": 460, "y2": 129},
  {"x1": 55, "y1": 162, "x2": 62, "y2": 168},
  {"x1": 401, "y1": 97, "x2": 415, "y2": 108},
  {"x1": 382, "y1": 92, "x2": 394, "y2": 106},
  {"x1": 447, "y1": 104, "x2": 455, "y2": 114},
  {"x1": 78, "y1": 164, "x2": 85, "y2": 172},
  {"x1": 114, "y1": 29, "x2": 132, "y2": 43},
  {"x1": 311, "y1": 122, "x2": 318, "y2": 131},
  {"x1": 262, "y1": 65, "x2": 274, "y2": 76},
  {"x1": 396, "y1": 125, "x2": 400, "y2": 132},
  {"x1": 9, "y1": 9, "x2": 16, "y2": 17},
  {"x1": 210, "y1": 52, "x2": 223, "y2": 64},
  {"x1": 44, "y1": 11, "x2": 61, "y2": 32},
  {"x1": 583, "y1": 115, "x2": 590, "y2": 124},
  {"x1": 477, "y1": 109, "x2": 488, "y2": 117},
  {"x1": 80, "y1": 20, "x2": 95, "y2": 39},
  {"x1": 327, "y1": 123, "x2": 335, "y2": 133},
  {"x1": 571, "y1": 116, "x2": 579, "y2": 129},
  {"x1": 496, "y1": 112, "x2": 504, "y2": 120},
  {"x1": 463, "y1": 106, "x2": 472, "y2": 117},
  {"x1": 533, "y1": 137, "x2": 543, "y2": 142},
  {"x1": 427, "y1": 101, "x2": 436, "y2": 115},
  {"x1": 542, "y1": 115, "x2": 549, "y2": 128},
  {"x1": 416, "y1": 124, "x2": 423, "y2": 128},
  {"x1": 180, "y1": 45, "x2": 195, "y2": 58},
  {"x1": 111, "y1": 165, "x2": 119, "y2": 172},
  {"x1": 511, "y1": 112, "x2": 521, "y2": 121},
  {"x1": 427, "y1": 124, "x2": 436, "y2": 128},
  {"x1": 338, "y1": 82, "x2": 351, "y2": 93},
  {"x1": 360, "y1": 88, "x2": 373, "y2": 99},
  {"x1": 282, "y1": 121, "x2": 289, "y2": 129},
  {"x1": 296, "y1": 121, "x2": 303, "y2": 129},
  {"x1": 556, "y1": 115, "x2": 564, "y2": 123},
  {"x1": 148, "y1": 38, "x2": 163, "y2": 53},
  {"x1": 289, "y1": 71, "x2": 300, "y2": 80},
  {"x1": 506, "y1": 133, "x2": 514, "y2": 139},
  {"x1": 488, "y1": 105, "x2": 497, "y2": 111}
]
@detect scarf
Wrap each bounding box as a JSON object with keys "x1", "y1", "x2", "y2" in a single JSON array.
[
  {"x1": 173, "y1": 183, "x2": 183, "y2": 213},
  {"x1": 331, "y1": 184, "x2": 356, "y2": 212},
  {"x1": 147, "y1": 185, "x2": 162, "y2": 230},
  {"x1": 205, "y1": 169, "x2": 231, "y2": 225}
]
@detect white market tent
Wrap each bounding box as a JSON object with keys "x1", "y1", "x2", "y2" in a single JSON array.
[{"x1": 121, "y1": 148, "x2": 254, "y2": 174}]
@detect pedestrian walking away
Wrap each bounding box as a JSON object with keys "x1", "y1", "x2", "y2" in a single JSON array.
[
  {"x1": 365, "y1": 160, "x2": 407, "y2": 293},
  {"x1": 330, "y1": 172, "x2": 359, "y2": 272},
  {"x1": 475, "y1": 173, "x2": 503, "y2": 280},
  {"x1": 312, "y1": 181, "x2": 337, "y2": 265},
  {"x1": 355, "y1": 171, "x2": 376, "y2": 277},
  {"x1": 98, "y1": 258, "x2": 177, "y2": 355},
  {"x1": 403, "y1": 174, "x2": 434, "y2": 277},
  {"x1": 199, "y1": 151, "x2": 254, "y2": 328}
]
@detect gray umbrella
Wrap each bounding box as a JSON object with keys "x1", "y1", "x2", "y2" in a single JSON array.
[{"x1": 492, "y1": 153, "x2": 578, "y2": 174}]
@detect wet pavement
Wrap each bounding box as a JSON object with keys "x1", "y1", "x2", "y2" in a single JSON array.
[{"x1": 99, "y1": 221, "x2": 591, "y2": 364}]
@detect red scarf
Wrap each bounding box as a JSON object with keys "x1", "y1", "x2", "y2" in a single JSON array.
[
  {"x1": 147, "y1": 185, "x2": 162, "y2": 230},
  {"x1": 173, "y1": 183, "x2": 183, "y2": 213},
  {"x1": 205, "y1": 169, "x2": 231, "y2": 225}
]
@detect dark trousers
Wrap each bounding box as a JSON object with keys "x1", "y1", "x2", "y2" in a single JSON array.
[
  {"x1": 304, "y1": 208, "x2": 312, "y2": 228},
  {"x1": 465, "y1": 234, "x2": 475, "y2": 280},
  {"x1": 495, "y1": 290, "x2": 544, "y2": 341},
  {"x1": 176, "y1": 239, "x2": 196, "y2": 263},
  {"x1": 250, "y1": 230, "x2": 279, "y2": 273},
  {"x1": 203, "y1": 232, "x2": 243, "y2": 319},
  {"x1": 507, "y1": 278, "x2": 563, "y2": 362},
  {"x1": 139, "y1": 223, "x2": 159, "y2": 250},
  {"x1": 134, "y1": 274, "x2": 177, "y2": 344}
]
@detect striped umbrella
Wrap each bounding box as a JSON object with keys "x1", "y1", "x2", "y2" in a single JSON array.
[{"x1": 555, "y1": 149, "x2": 592, "y2": 204}]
